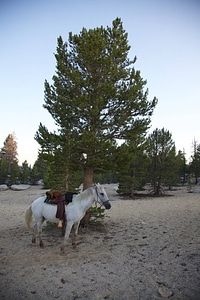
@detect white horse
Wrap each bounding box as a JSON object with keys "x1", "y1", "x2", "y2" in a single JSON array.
[{"x1": 25, "y1": 183, "x2": 111, "y2": 252}]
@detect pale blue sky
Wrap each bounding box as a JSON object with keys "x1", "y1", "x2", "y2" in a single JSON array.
[{"x1": 0, "y1": 0, "x2": 199, "y2": 166}]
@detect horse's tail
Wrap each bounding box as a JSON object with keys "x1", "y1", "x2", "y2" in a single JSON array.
[{"x1": 25, "y1": 206, "x2": 33, "y2": 231}]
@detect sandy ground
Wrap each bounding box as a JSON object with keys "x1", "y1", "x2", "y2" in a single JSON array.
[{"x1": 0, "y1": 184, "x2": 200, "y2": 300}]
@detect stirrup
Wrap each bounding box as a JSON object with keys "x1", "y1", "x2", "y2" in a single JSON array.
[{"x1": 58, "y1": 220, "x2": 62, "y2": 228}]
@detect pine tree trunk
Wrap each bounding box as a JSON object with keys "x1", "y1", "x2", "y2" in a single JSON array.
[
  {"x1": 65, "y1": 167, "x2": 69, "y2": 191},
  {"x1": 83, "y1": 167, "x2": 94, "y2": 190},
  {"x1": 80, "y1": 166, "x2": 94, "y2": 226}
]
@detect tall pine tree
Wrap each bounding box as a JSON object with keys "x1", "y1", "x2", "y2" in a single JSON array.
[
  {"x1": 0, "y1": 133, "x2": 19, "y2": 184},
  {"x1": 35, "y1": 18, "x2": 157, "y2": 190}
]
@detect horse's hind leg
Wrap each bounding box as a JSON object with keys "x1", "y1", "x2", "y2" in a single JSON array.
[
  {"x1": 38, "y1": 219, "x2": 45, "y2": 248},
  {"x1": 32, "y1": 219, "x2": 44, "y2": 248},
  {"x1": 32, "y1": 223, "x2": 37, "y2": 245},
  {"x1": 39, "y1": 225, "x2": 44, "y2": 248}
]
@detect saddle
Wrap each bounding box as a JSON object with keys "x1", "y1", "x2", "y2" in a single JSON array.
[{"x1": 45, "y1": 190, "x2": 76, "y2": 220}]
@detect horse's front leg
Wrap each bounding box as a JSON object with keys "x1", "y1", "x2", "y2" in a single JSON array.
[
  {"x1": 72, "y1": 221, "x2": 80, "y2": 249},
  {"x1": 61, "y1": 221, "x2": 73, "y2": 253}
]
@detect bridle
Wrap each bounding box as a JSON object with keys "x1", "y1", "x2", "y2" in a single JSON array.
[{"x1": 94, "y1": 186, "x2": 110, "y2": 207}]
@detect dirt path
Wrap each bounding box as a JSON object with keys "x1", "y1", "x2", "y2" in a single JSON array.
[{"x1": 0, "y1": 185, "x2": 200, "y2": 299}]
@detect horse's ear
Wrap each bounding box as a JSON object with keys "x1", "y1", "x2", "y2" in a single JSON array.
[{"x1": 93, "y1": 183, "x2": 100, "y2": 188}]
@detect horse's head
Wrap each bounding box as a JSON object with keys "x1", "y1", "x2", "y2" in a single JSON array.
[{"x1": 94, "y1": 183, "x2": 111, "y2": 209}]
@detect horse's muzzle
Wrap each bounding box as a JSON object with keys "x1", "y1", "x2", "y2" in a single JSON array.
[{"x1": 104, "y1": 201, "x2": 111, "y2": 209}]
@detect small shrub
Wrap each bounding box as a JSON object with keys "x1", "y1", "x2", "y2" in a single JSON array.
[{"x1": 89, "y1": 206, "x2": 109, "y2": 225}]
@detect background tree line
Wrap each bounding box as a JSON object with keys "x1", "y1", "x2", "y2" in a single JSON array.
[
  {"x1": 1, "y1": 19, "x2": 199, "y2": 194},
  {"x1": 1, "y1": 130, "x2": 199, "y2": 195}
]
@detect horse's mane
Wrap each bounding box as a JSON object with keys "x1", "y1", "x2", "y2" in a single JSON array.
[{"x1": 76, "y1": 186, "x2": 93, "y2": 202}]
